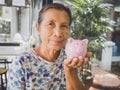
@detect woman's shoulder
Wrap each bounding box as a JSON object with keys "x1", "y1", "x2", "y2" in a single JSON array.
[
  {"x1": 11, "y1": 48, "x2": 34, "y2": 65},
  {"x1": 20, "y1": 48, "x2": 36, "y2": 61}
]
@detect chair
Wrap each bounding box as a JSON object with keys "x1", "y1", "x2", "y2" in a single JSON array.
[{"x1": 0, "y1": 59, "x2": 9, "y2": 90}]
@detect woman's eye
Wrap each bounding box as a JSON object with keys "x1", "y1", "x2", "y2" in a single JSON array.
[
  {"x1": 62, "y1": 25, "x2": 69, "y2": 29},
  {"x1": 48, "y1": 22, "x2": 54, "y2": 26}
]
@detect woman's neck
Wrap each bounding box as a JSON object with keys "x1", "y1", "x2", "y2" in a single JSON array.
[{"x1": 35, "y1": 44, "x2": 60, "y2": 62}]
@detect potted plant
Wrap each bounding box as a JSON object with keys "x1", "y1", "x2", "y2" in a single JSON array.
[{"x1": 65, "y1": 0, "x2": 114, "y2": 59}]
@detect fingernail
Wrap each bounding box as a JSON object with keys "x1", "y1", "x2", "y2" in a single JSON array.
[{"x1": 79, "y1": 56, "x2": 83, "y2": 59}]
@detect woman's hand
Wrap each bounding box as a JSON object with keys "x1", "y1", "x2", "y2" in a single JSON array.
[
  {"x1": 63, "y1": 52, "x2": 92, "y2": 90},
  {"x1": 64, "y1": 52, "x2": 92, "y2": 70}
]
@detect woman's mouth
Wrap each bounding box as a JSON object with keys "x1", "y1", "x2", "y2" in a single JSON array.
[{"x1": 52, "y1": 39, "x2": 64, "y2": 45}]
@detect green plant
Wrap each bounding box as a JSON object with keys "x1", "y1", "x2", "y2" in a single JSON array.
[{"x1": 65, "y1": 0, "x2": 114, "y2": 59}]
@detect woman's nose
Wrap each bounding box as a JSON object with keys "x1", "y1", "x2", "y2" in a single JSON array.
[{"x1": 54, "y1": 27, "x2": 62, "y2": 37}]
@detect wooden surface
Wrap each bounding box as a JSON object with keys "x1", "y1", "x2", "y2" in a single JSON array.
[
  {"x1": 89, "y1": 66, "x2": 120, "y2": 89},
  {"x1": 0, "y1": 68, "x2": 7, "y2": 74}
]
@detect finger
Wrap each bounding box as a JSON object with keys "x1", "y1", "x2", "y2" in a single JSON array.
[
  {"x1": 83, "y1": 57, "x2": 88, "y2": 65},
  {"x1": 86, "y1": 52, "x2": 92, "y2": 57},
  {"x1": 77, "y1": 60, "x2": 83, "y2": 67},
  {"x1": 77, "y1": 56, "x2": 84, "y2": 67},
  {"x1": 69, "y1": 58, "x2": 78, "y2": 67},
  {"x1": 64, "y1": 59, "x2": 72, "y2": 66}
]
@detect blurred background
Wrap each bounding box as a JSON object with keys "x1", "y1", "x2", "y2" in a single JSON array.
[{"x1": 0, "y1": 0, "x2": 120, "y2": 90}]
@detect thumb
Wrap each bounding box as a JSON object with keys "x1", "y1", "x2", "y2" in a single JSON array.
[{"x1": 64, "y1": 58, "x2": 72, "y2": 66}]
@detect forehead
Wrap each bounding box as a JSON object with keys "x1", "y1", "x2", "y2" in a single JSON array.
[
  {"x1": 41, "y1": 8, "x2": 70, "y2": 23},
  {"x1": 42, "y1": 8, "x2": 69, "y2": 17}
]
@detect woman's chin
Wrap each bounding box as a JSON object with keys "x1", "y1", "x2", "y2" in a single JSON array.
[{"x1": 50, "y1": 45, "x2": 63, "y2": 51}]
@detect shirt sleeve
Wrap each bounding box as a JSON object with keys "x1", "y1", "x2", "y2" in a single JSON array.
[{"x1": 7, "y1": 56, "x2": 25, "y2": 90}]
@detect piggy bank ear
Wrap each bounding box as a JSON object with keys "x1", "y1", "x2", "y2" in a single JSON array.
[
  {"x1": 82, "y1": 39, "x2": 88, "y2": 44},
  {"x1": 68, "y1": 38, "x2": 74, "y2": 43}
]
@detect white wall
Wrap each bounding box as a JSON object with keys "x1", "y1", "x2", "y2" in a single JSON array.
[
  {"x1": 20, "y1": 8, "x2": 31, "y2": 42},
  {"x1": 11, "y1": 7, "x2": 18, "y2": 40}
]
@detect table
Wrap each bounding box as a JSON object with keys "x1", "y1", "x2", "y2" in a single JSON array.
[{"x1": 88, "y1": 66, "x2": 120, "y2": 90}]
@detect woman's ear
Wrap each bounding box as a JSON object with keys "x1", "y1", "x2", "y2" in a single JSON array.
[{"x1": 35, "y1": 23, "x2": 41, "y2": 35}]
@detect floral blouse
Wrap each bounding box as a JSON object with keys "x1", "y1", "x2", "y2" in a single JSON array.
[{"x1": 7, "y1": 48, "x2": 66, "y2": 90}]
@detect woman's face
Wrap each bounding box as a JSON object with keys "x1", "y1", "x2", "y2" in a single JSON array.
[{"x1": 37, "y1": 8, "x2": 70, "y2": 51}]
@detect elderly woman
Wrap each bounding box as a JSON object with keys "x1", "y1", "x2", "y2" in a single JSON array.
[{"x1": 7, "y1": 3, "x2": 91, "y2": 90}]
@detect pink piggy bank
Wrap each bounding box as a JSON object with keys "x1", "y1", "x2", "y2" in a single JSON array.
[{"x1": 65, "y1": 38, "x2": 88, "y2": 59}]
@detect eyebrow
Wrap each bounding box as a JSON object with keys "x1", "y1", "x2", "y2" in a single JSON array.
[{"x1": 47, "y1": 19, "x2": 70, "y2": 25}]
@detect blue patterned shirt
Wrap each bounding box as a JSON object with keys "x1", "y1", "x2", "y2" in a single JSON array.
[{"x1": 7, "y1": 48, "x2": 66, "y2": 90}]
